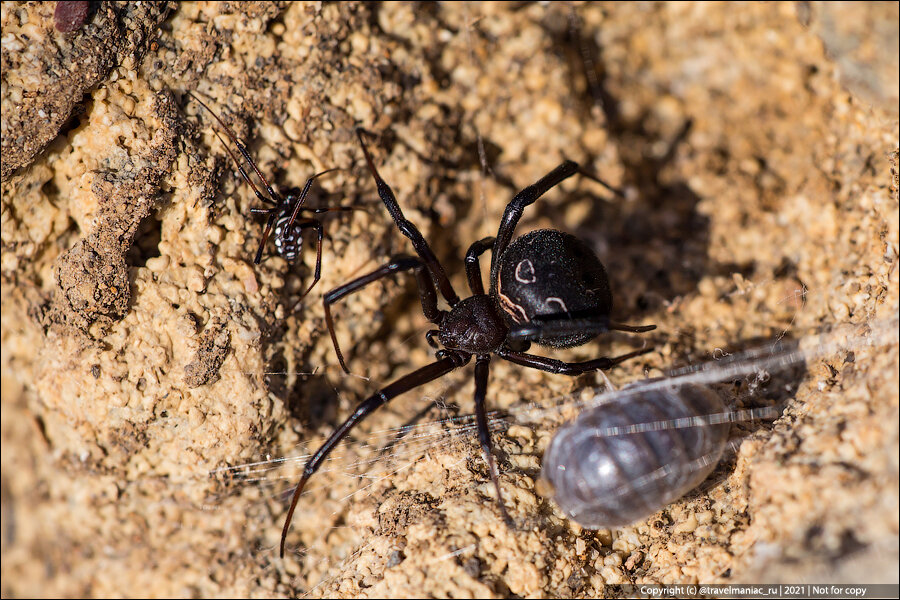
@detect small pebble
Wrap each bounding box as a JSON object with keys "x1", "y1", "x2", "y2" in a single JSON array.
[{"x1": 54, "y1": 1, "x2": 90, "y2": 33}]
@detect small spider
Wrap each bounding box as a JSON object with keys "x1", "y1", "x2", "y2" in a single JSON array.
[
  {"x1": 189, "y1": 92, "x2": 358, "y2": 297},
  {"x1": 280, "y1": 129, "x2": 656, "y2": 557}
]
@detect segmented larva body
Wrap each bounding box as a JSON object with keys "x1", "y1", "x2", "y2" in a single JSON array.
[{"x1": 541, "y1": 382, "x2": 729, "y2": 529}]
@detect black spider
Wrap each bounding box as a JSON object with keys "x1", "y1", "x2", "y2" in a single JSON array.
[
  {"x1": 189, "y1": 92, "x2": 358, "y2": 297},
  {"x1": 280, "y1": 129, "x2": 656, "y2": 557}
]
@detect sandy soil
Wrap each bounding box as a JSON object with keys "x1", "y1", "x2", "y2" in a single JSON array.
[{"x1": 2, "y1": 2, "x2": 897, "y2": 597}]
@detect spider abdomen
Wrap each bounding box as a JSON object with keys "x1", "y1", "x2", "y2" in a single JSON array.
[
  {"x1": 492, "y1": 229, "x2": 612, "y2": 348},
  {"x1": 541, "y1": 383, "x2": 729, "y2": 529},
  {"x1": 272, "y1": 215, "x2": 302, "y2": 261}
]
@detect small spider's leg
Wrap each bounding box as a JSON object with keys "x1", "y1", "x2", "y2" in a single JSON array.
[
  {"x1": 324, "y1": 256, "x2": 443, "y2": 374},
  {"x1": 208, "y1": 127, "x2": 277, "y2": 207},
  {"x1": 508, "y1": 317, "x2": 656, "y2": 344},
  {"x1": 189, "y1": 92, "x2": 281, "y2": 206},
  {"x1": 356, "y1": 129, "x2": 460, "y2": 306},
  {"x1": 490, "y1": 161, "x2": 580, "y2": 281},
  {"x1": 496, "y1": 346, "x2": 653, "y2": 375},
  {"x1": 464, "y1": 237, "x2": 495, "y2": 296},
  {"x1": 473, "y1": 355, "x2": 515, "y2": 528},
  {"x1": 254, "y1": 212, "x2": 280, "y2": 264},
  {"x1": 285, "y1": 168, "x2": 340, "y2": 231},
  {"x1": 576, "y1": 166, "x2": 625, "y2": 198},
  {"x1": 290, "y1": 218, "x2": 324, "y2": 299},
  {"x1": 281, "y1": 353, "x2": 466, "y2": 558},
  {"x1": 608, "y1": 322, "x2": 657, "y2": 333}
]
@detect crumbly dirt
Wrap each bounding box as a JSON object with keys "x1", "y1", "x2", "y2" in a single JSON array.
[
  {"x1": 0, "y1": 1, "x2": 173, "y2": 181},
  {"x1": 1, "y1": 2, "x2": 897, "y2": 597},
  {"x1": 183, "y1": 316, "x2": 230, "y2": 388}
]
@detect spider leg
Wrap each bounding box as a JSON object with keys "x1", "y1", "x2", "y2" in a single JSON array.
[
  {"x1": 281, "y1": 353, "x2": 468, "y2": 558},
  {"x1": 324, "y1": 256, "x2": 444, "y2": 374},
  {"x1": 188, "y1": 91, "x2": 281, "y2": 207},
  {"x1": 496, "y1": 346, "x2": 653, "y2": 375},
  {"x1": 356, "y1": 129, "x2": 460, "y2": 306},
  {"x1": 293, "y1": 205, "x2": 367, "y2": 249},
  {"x1": 253, "y1": 211, "x2": 280, "y2": 265},
  {"x1": 473, "y1": 355, "x2": 515, "y2": 527},
  {"x1": 490, "y1": 161, "x2": 580, "y2": 281},
  {"x1": 576, "y1": 166, "x2": 625, "y2": 198},
  {"x1": 464, "y1": 237, "x2": 495, "y2": 296},
  {"x1": 287, "y1": 218, "x2": 324, "y2": 299},
  {"x1": 608, "y1": 321, "x2": 658, "y2": 333},
  {"x1": 285, "y1": 168, "x2": 340, "y2": 231},
  {"x1": 508, "y1": 316, "x2": 656, "y2": 344}
]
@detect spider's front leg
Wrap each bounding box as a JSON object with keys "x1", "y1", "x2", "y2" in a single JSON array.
[
  {"x1": 356, "y1": 129, "x2": 460, "y2": 306},
  {"x1": 249, "y1": 207, "x2": 282, "y2": 264},
  {"x1": 490, "y1": 161, "x2": 580, "y2": 280},
  {"x1": 323, "y1": 256, "x2": 444, "y2": 374},
  {"x1": 189, "y1": 92, "x2": 282, "y2": 206},
  {"x1": 284, "y1": 168, "x2": 340, "y2": 230},
  {"x1": 489, "y1": 161, "x2": 625, "y2": 282}
]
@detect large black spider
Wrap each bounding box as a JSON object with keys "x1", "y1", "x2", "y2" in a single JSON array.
[
  {"x1": 279, "y1": 130, "x2": 656, "y2": 557},
  {"x1": 189, "y1": 92, "x2": 358, "y2": 297}
]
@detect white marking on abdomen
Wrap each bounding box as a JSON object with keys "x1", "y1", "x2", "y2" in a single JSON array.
[
  {"x1": 515, "y1": 259, "x2": 536, "y2": 284},
  {"x1": 546, "y1": 297, "x2": 568, "y2": 313}
]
